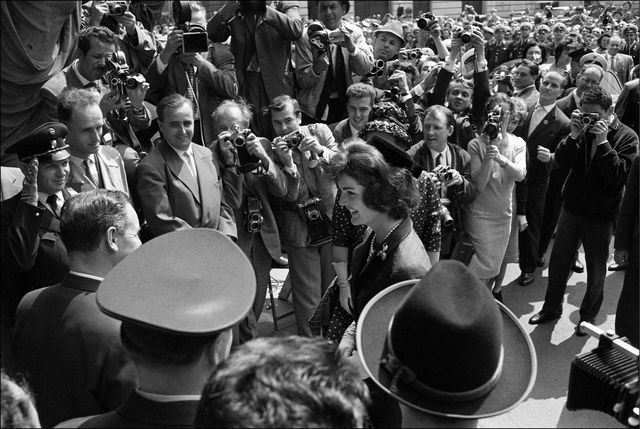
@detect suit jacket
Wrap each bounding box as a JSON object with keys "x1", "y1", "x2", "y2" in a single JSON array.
[
  {"x1": 0, "y1": 193, "x2": 71, "y2": 326},
  {"x1": 235, "y1": 138, "x2": 293, "y2": 260},
  {"x1": 295, "y1": 21, "x2": 374, "y2": 119},
  {"x1": 58, "y1": 391, "x2": 198, "y2": 428},
  {"x1": 66, "y1": 146, "x2": 130, "y2": 197},
  {"x1": 615, "y1": 79, "x2": 640, "y2": 134},
  {"x1": 330, "y1": 118, "x2": 355, "y2": 144},
  {"x1": 350, "y1": 217, "x2": 430, "y2": 319},
  {"x1": 145, "y1": 43, "x2": 238, "y2": 145},
  {"x1": 136, "y1": 141, "x2": 236, "y2": 239},
  {"x1": 515, "y1": 105, "x2": 570, "y2": 191},
  {"x1": 515, "y1": 85, "x2": 540, "y2": 111},
  {"x1": 609, "y1": 53, "x2": 634, "y2": 85},
  {"x1": 207, "y1": 2, "x2": 302, "y2": 102},
  {"x1": 13, "y1": 273, "x2": 137, "y2": 427},
  {"x1": 556, "y1": 91, "x2": 578, "y2": 119}
]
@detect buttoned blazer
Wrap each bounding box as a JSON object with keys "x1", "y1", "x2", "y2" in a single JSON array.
[
  {"x1": 59, "y1": 391, "x2": 199, "y2": 428},
  {"x1": 207, "y1": 3, "x2": 302, "y2": 102},
  {"x1": 136, "y1": 141, "x2": 236, "y2": 239},
  {"x1": 610, "y1": 53, "x2": 634, "y2": 85},
  {"x1": 350, "y1": 217, "x2": 430, "y2": 320},
  {"x1": 13, "y1": 274, "x2": 136, "y2": 427},
  {"x1": 515, "y1": 105, "x2": 570, "y2": 187},
  {"x1": 66, "y1": 146, "x2": 130, "y2": 197}
]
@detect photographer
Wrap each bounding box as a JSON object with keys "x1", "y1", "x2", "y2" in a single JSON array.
[
  {"x1": 408, "y1": 105, "x2": 476, "y2": 260},
  {"x1": 529, "y1": 86, "x2": 638, "y2": 334},
  {"x1": 145, "y1": 1, "x2": 238, "y2": 145},
  {"x1": 207, "y1": 1, "x2": 303, "y2": 139},
  {"x1": 295, "y1": 1, "x2": 374, "y2": 124},
  {"x1": 416, "y1": 26, "x2": 490, "y2": 150},
  {"x1": 211, "y1": 99, "x2": 294, "y2": 343},
  {"x1": 83, "y1": 1, "x2": 157, "y2": 75},
  {"x1": 268, "y1": 95, "x2": 338, "y2": 337}
]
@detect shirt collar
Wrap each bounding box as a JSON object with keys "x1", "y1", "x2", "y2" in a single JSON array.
[
  {"x1": 168, "y1": 143, "x2": 194, "y2": 158},
  {"x1": 68, "y1": 271, "x2": 104, "y2": 282},
  {"x1": 38, "y1": 190, "x2": 63, "y2": 207},
  {"x1": 72, "y1": 60, "x2": 97, "y2": 87},
  {"x1": 135, "y1": 388, "x2": 201, "y2": 403},
  {"x1": 348, "y1": 122, "x2": 361, "y2": 139},
  {"x1": 515, "y1": 84, "x2": 535, "y2": 95},
  {"x1": 428, "y1": 146, "x2": 450, "y2": 166},
  {"x1": 535, "y1": 102, "x2": 556, "y2": 113}
]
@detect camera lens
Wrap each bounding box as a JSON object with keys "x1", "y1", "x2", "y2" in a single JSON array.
[
  {"x1": 234, "y1": 135, "x2": 246, "y2": 146},
  {"x1": 461, "y1": 32, "x2": 471, "y2": 43},
  {"x1": 417, "y1": 18, "x2": 429, "y2": 29},
  {"x1": 308, "y1": 210, "x2": 320, "y2": 221}
]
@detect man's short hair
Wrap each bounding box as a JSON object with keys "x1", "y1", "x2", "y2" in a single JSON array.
[
  {"x1": 268, "y1": 94, "x2": 300, "y2": 115},
  {"x1": 580, "y1": 86, "x2": 613, "y2": 111},
  {"x1": 77, "y1": 26, "x2": 117, "y2": 55},
  {"x1": 212, "y1": 98, "x2": 253, "y2": 129},
  {"x1": 424, "y1": 105, "x2": 455, "y2": 129},
  {"x1": 121, "y1": 322, "x2": 221, "y2": 367},
  {"x1": 60, "y1": 189, "x2": 132, "y2": 253},
  {"x1": 516, "y1": 59, "x2": 540, "y2": 77},
  {"x1": 194, "y1": 336, "x2": 370, "y2": 428},
  {"x1": 57, "y1": 88, "x2": 101, "y2": 125},
  {"x1": 346, "y1": 83, "x2": 376, "y2": 104},
  {"x1": 156, "y1": 94, "x2": 192, "y2": 123}
]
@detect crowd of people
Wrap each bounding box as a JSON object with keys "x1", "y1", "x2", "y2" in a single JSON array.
[{"x1": 1, "y1": 0, "x2": 639, "y2": 427}]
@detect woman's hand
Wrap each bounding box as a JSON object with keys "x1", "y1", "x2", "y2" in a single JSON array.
[{"x1": 338, "y1": 286, "x2": 352, "y2": 315}]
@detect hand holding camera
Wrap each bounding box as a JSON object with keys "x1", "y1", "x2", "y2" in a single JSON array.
[
  {"x1": 89, "y1": 1, "x2": 110, "y2": 26},
  {"x1": 299, "y1": 135, "x2": 323, "y2": 156},
  {"x1": 217, "y1": 130, "x2": 238, "y2": 167},
  {"x1": 388, "y1": 69, "x2": 409, "y2": 94},
  {"x1": 227, "y1": 126, "x2": 262, "y2": 173},
  {"x1": 272, "y1": 138, "x2": 295, "y2": 169},
  {"x1": 160, "y1": 30, "x2": 184, "y2": 63}
]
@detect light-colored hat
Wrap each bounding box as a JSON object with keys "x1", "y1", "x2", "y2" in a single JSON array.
[{"x1": 374, "y1": 20, "x2": 407, "y2": 47}]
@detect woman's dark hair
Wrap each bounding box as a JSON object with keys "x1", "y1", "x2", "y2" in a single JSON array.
[
  {"x1": 330, "y1": 142, "x2": 419, "y2": 220},
  {"x1": 597, "y1": 33, "x2": 610, "y2": 48},
  {"x1": 554, "y1": 42, "x2": 572, "y2": 63},
  {"x1": 520, "y1": 41, "x2": 547, "y2": 63}
]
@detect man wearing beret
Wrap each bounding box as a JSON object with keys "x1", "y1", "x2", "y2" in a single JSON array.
[
  {"x1": 0, "y1": 123, "x2": 73, "y2": 331},
  {"x1": 13, "y1": 190, "x2": 140, "y2": 427},
  {"x1": 59, "y1": 229, "x2": 256, "y2": 428},
  {"x1": 57, "y1": 88, "x2": 130, "y2": 196}
]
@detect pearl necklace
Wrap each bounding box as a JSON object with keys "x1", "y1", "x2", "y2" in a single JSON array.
[{"x1": 368, "y1": 220, "x2": 402, "y2": 262}]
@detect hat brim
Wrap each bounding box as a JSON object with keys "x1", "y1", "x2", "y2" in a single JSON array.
[
  {"x1": 374, "y1": 29, "x2": 407, "y2": 47},
  {"x1": 357, "y1": 280, "x2": 537, "y2": 419}
]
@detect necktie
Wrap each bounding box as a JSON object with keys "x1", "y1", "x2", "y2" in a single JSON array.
[
  {"x1": 84, "y1": 157, "x2": 100, "y2": 187},
  {"x1": 184, "y1": 63, "x2": 198, "y2": 115},
  {"x1": 610, "y1": 54, "x2": 615, "y2": 71},
  {"x1": 528, "y1": 105, "x2": 546, "y2": 137},
  {"x1": 333, "y1": 45, "x2": 347, "y2": 101},
  {"x1": 46, "y1": 194, "x2": 60, "y2": 217},
  {"x1": 435, "y1": 153, "x2": 443, "y2": 167},
  {"x1": 184, "y1": 151, "x2": 197, "y2": 178}
]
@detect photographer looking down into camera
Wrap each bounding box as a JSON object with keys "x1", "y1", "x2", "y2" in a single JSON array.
[
  {"x1": 145, "y1": 1, "x2": 238, "y2": 146},
  {"x1": 529, "y1": 86, "x2": 638, "y2": 336},
  {"x1": 268, "y1": 95, "x2": 338, "y2": 337},
  {"x1": 211, "y1": 99, "x2": 295, "y2": 343}
]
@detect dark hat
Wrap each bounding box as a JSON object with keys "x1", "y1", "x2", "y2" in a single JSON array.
[
  {"x1": 97, "y1": 229, "x2": 256, "y2": 335},
  {"x1": 357, "y1": 260, "x2": 537, "y2": 419},
  {"x1": 11, "y1": 122, "x2": 69, "y2": 163},
  {"x1": 368, "y1": 101, "x2": 409, "y2": 126},
  {"x1": 374, "y1": 20, "x2": 407, "y2": 46},
  {"x1": 359, "y1": 120, "x2": 413, "y2": 170}
]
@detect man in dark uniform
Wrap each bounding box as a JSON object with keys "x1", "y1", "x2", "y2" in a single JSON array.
[
  {"x1": 1, "y1": 123, "x2": 72, "y2": 330},
  {"x1": 59, "y1": 228, "x2": 256, "y2": 428}
]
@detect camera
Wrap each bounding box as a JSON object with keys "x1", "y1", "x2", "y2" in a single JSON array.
[
  {"x1": 431, "y1": 165, "x2": 455, "y2": 228},
  {"x1": 400, "y1": 48, "x2": 422, "y2": 60},
  {"x1": 382, "y1": 85, "x2": 402, "y2": 104},
  {"x1": 484, "y1": 105, "x2": 503, "y2": 140},
  {"x1": 298, "y1": 197, "x2": 332, "y2": 247},
  {"x1": 228, "y1": 126, "x2": 262, "y2": 174},
  {"x1": 417, "y1": 12, "x2": 437, "y2": 30},
  {"x1": 367, "y1": 59, "x2": 386, "y2": 77},
  {"x1": 579, "y1": 112, "x2": 600, "y2": 126},
  {"x1": 172, "y1": 0, "x2": 208, "y2": 53},
  {"x1": 106, "y1": 1, "x2": 127, "y2": 16},
  {"x1": 455, "y1": 30, "x2": 472, "y2": 44},
  {"x1": 244, "y1": 196, "x2": 264, "y2": 233},
  {"x1": 103, "y1": 51, "x2": 142, "y2": 102},
  {"x1": 282, "y1": 130, "x2": 305, "y2": 149},
  {"x1": 308, "y1": 22, "x2": 345, "y2": 53}
]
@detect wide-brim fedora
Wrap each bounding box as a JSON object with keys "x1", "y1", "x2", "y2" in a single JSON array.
[{"x1": 357, "y1": 274, "x2": 537, "y2": 419}]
